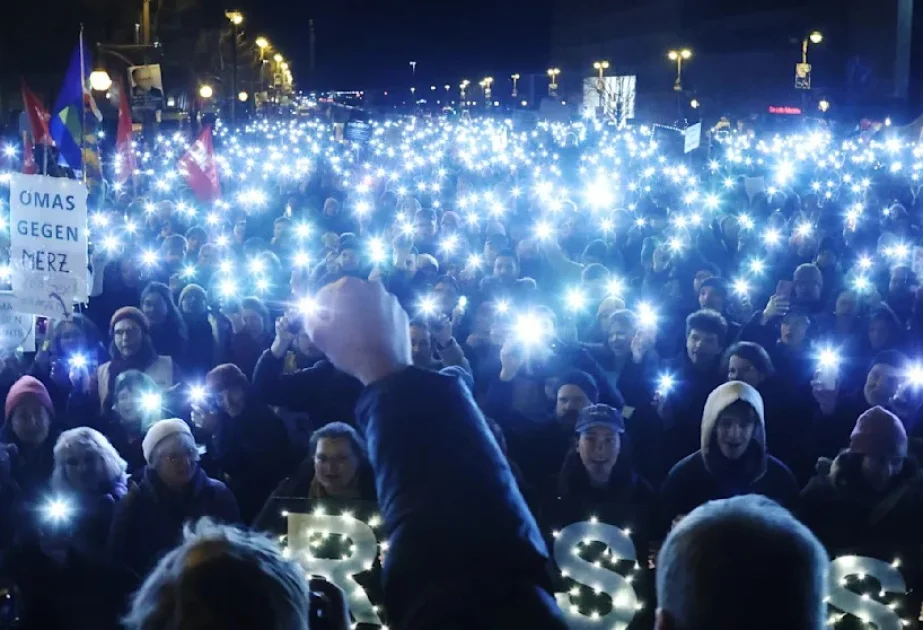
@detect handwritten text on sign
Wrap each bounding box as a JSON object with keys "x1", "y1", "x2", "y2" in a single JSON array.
[{"x1": 9, "y1": 174, "x2": 88, "y2": 317}]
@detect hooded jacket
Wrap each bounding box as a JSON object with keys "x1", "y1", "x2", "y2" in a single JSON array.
[{"x1": 659, "y1": 381, "x2": 799, "y2": 532}]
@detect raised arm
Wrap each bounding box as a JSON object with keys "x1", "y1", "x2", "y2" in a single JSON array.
[{"x1": 306, "y1": 277, "x2": 565, "y2": 630}]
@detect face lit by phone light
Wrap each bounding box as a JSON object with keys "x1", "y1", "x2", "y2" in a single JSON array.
[
  {"x1": 780, "y1": 312, "x2": 810, "y2": 347},
  {"x1": 313, "y1": 436, "x2": 360, "y2": 497},
  {"x1": 409, "y1": 322, "x2": 433, "y2": 368},
  {"x1": 714, "y1": 400, "x2": 757, "y2": 461},
  {"x1": 864, "y1": 362, "x2": 903, "y2": 408}
]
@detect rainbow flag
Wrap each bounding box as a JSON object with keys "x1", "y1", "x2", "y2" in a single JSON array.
[{"x1": 49, "y1": 33, "x2": 100, "y2": 171}]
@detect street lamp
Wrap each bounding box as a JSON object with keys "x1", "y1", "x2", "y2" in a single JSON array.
[
  {"x1": 274, "y1": 53, "x2": 283, "y2": 63},
  {"x1": 667, "y1": 48, "x2": 692, "y2": 91},
  {"x1": 255, "y1": 37, "x2": 268, "y2": 50},
  {"x1": 690, "y1": 98, "x2": 700, "y2": 109},
  {"x1": 238, "y1": 91, "x2": 249, "y2": 102},
  {"x1": 803, "y1": 30, "x2": 823, "y2": 64},
  {"x1": 460, "y1": 79, "x2": 470, "y2": 102},
  {"x1": 818, "y1": 98, "x2": 830, "y2": 113},
  {"x1": 226, "y1": 11, "x2": 244, "y2": 122},
  {"x1": 593, "y1": 60, "x2": 610, "y2": 80},
  {"x1": 511, "y1": 73, "x2": 520, "y2": 97},
  {"x1": 547, "y1": 67, "x2": 561, "y2": 95},
  {"x1": 199, "y1": 85, "x2": 214, "y2": 99},
  {"x1": 89, "y1": 69, "x2": 112, "y2": 92}
]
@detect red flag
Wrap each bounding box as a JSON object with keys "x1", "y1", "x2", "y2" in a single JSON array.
[
  {"x1": 22, "y1": 137, "x2": 37, "y2": 174},
  {"x1": 116, "y1": 84, "x2": 136, "y2": 184},
  {"x1": 20, "y1": 79, "x2": 51, "y2": 145},
  {"x1": 177, "y1": 127, "x2": 220, "y2": 202}
]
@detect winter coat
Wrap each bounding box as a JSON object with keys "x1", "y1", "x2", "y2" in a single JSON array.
[
  {"x1": 0, "y1": 424, "x2": 56, "y2": 501},
  {"x1": 660, "y1": 381, "x2": 800, "y2": 532},
  {"x1": 658, "y1": 353, "x2": 725, "y2": 470},
  {"x1": 200, "y1": 400, "x2": 300, "y2": 523},
  {"x1": 107, "y1": 466, "x2": 239, "y2": 581},
  {"x1": 355, "y1": 367, "x2": 566, "y2": 629},
  {"x1": 556, "y1": 449, "x2": 654, "y2": 506},
  {"x1": 252, "y1": 350, "x2": 363, "y2": 426},
  {"x1": 800, "y1": 455, "x2": 923, "y2": 548}
]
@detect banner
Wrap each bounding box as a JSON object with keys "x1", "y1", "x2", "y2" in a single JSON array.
[
  {"x1": 260, "y1": 498, "x2": 923, "y2": 629},
  {"x1": 128, "y1": 64, "x2": 165, "y2": 112},
  {"x1": 0, "y1": 294, "x2": 35, "y2": 353},
  {"x1": 9, "y1": 173, "x2": 88, "y2": 318}
]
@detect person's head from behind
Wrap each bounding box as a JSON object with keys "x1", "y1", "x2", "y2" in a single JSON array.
[
  {"x1": 143, "y1": 419, "x2": 198, "y2": 490},
  {"x1": 685, "y1": 310, "x2": 727, "y2": 369},
  {"x1": 493, "y1": 249, "x2": 519, "y2": 283},
  {"x1": 863, "y1": 350, "x2": 907, "y2": 407},
  {"x1": 206, "y1": 364, "x2": 250, "y2": 419},
  {"x1": 780, "y1": 311, "x2": 810, "y2": 347},
  {"x1": 112, "y1": 370, "x2": 160, "y2": 432},
  {"x1": 724, "y1": 342, "x2": 775, "y2": 389},
  {"x1": 556, "y1": 371, "x2": 598, "y2": 427},
  {"x1": 160, "y1": 234, "x2": 187, "y2": 267},
  {"x1": 124, "y1": 520, "x2": 309, "y2": 630},
  {"x1": 698, "y1": 277, "x2": 728, "y2": 313},
  {"x1": 52, "y1": 427, "x2": 126, "y2": 496},
  {"x1": 692, "y1": 263, "x2": 719, "y2": 294},
  {"x1": 310, "y1": 422, "x2": 367, "y2": 497},
  {"x1": 575, "y1": 404, "x2": 624, "y2": 486},
  {"x1": 656, "y1": 495, "x2": 827, "y2": 630},
  {"x1": 5, "y1": 376, "x2": 54, "y2": 447},
  {"x1": 849, "y1": 406, "x2": 908, "y2": 492}
]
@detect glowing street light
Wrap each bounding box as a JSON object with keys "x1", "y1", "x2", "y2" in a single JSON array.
[
  {"x1": 238, "y1": 91, "x2": 249, "y2": 102},
  {"x1": 225, "y1": 10, "x2": 243, "y2": 25},
  {"x1": 199, "y1": 84, "x2": 214, "y2": 99},
  {"x1": 593, "y1": 60, "x2": 610, "y2": 80},
  {"x1": 89, "y1": 69, "x2": 112, "y2": 92},
  {"x1": 274, "y1": 53, "x2": 284, "y2": 63},
  {"x1": 803, "y1": 30, "x2": 823, "y2": 64},
  {"x1": 255, "y1": 36, "x2": 269, "y2": 49},
  {"x1": 690, "y1": 98, "x2": 700, "y2": 109},
  {"x1": 667, "y1": 49, "x2": 692, "y2": 91},
  {"x1": 547, "y1": 67, "x2": 561, "y2": 95},
  {"x1": 511, "y1": 73, "x2": 520, "y2": 97},
  {"x1": 818, "y1": 98, "x2": 830, "y2": 113}
]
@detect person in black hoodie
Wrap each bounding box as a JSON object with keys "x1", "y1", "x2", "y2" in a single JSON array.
[
  {"x1": 556, "y1": 404, "x2": 653, "y2": 506},
  {"x1": 1, "y1": 376, "x2": 58, "y2": 500},
  {"x1": 660, "y1": 381, "x2": 799, "y2": 532},
  {"x1": 252, "y1": 313, "x2": 363, "y2": 427},
  {"x1": 195, "y1": 364, "x2": 300, "y2": 522},
  {"x1": 801, "y1": 406, "x2": 923, "y2": 548}
]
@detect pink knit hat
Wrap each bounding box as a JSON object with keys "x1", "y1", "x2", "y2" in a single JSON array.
[
  {"x1": 5, "y1": 376, "x2": 54, "y2": 420},
  {"x1": 849, "y1": 406, "x2": 907, "y2": 458}
]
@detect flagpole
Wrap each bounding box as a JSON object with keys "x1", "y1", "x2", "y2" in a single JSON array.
[{"x1": 78, "y1": 24, "x2": 87, "y2": 184}]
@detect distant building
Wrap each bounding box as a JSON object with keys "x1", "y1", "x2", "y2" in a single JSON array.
[{"x1": 551, "y1": 0, "x2": 921, "y2": 118}]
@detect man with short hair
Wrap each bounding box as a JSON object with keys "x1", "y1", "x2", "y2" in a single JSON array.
[
  {"x1": 656, "y1": 495, "x2": 828, "y2": 630},
  {"x1": 409, "y1": 318, "x2": 472, "y2": 375},
  {"x1": 697, "y1": 277, "x2": 741, "y2": 343}
]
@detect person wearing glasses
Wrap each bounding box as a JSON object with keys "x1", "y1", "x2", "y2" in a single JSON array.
[{"x1": 107, "y1": 419, "x2": 239, "y2": 582}]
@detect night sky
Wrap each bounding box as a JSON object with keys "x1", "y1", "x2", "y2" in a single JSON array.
[{"x1": 241, "y1": 0, "x2": 555, "y2": 89}]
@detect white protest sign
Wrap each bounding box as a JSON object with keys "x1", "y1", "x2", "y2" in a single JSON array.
[
  {"x1": 684, "y1": 123, "x2": 702, "y2": 153},
  {"x1": 0, "y1": 294, "x2": 34, "y2": 353},
  {"x1": 9, "y1": 174, "x2": 88, "y2": 318}
]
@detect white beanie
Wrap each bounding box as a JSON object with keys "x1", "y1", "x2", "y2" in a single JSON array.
[
  {"x1": 142, "y1": 418, "x2": 194, "y2": 464},
  {"x1": 700, "y1": 381, "x2": 765, "y2": 453}
]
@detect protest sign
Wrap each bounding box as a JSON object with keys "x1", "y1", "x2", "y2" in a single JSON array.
[
  {"x1": 684, "y1": 123, "x2": 702, "y2": 153},
  {"x1": 0, "y1": 293, "x2": 35, "y2": 353},
  {"x1": 9, "y1": 173, "x2": 88, "y2": 318}
]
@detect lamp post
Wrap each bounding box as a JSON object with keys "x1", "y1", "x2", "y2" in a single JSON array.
[
  {"x1": 226, "y1": 11, "x2": 244, "y2": 122},
  {"x1": 511, "y1": 73, "x2": 520, "y2": 98},
  {"x1": 547, "y1": 67, "x2": 560, "y2": 96},
  {"x1": 460, "y1": 79, "x2": 470, "y2": 104},
  {"x1": 802, "y1": 30, "x2": 823, "y2": 64},
  {"x1": 480, "y1": 77, "x2": 493, "y2": 105},
  {"x1": 409, "y1": 61, "x2": 416, "y2": 96},
  {"x1": 89, "y1": 69, "x2": 112, "y2": 92},
  {"x1": 667, "y1": 48, "x2": 692, "y2": 92},
  {"x1": 255, "y1": 37, "x2": 269, "y2": 98},
  {"x1": 593, "y1": 61, "x2": 609, "y2": 112}
]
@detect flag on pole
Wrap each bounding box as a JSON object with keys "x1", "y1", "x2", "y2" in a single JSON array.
[
  {"x1": 22, "y1": 138, "x2": 37, "y2": 175},
  {"x1": 115, "y1": 83, "x2": 136, "y2": 185},
  {"x1": 49, "y1": 33, "x2": 100, "y2": 170},
  {"x1": 177, "y1": 127, "x2": 221, "y2": 202},
  {"x1": 20, "y1": 80, "x2": 51, "y2": 145}
]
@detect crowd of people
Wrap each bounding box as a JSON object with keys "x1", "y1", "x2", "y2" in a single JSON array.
[{"x1": 0, "y1": 112, "x2": 921, "y2": 627}]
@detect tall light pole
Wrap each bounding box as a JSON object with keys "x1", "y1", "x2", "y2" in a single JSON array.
[
  {"x1": 409, "y1": 60, "x2": 417, "y2": 96},
  {"x1": 511, "y1": 73, "x2": 520, "y2": 98},
  {"x1": 480, "y1": 77, "x2": 493, "y2": 106},
  {"x1": 460, "y1": 79, "x2": 470, "y2": 104},
  {"x1": 547, "y1": 67, "x2": 561, "y2": 96},
  {"x1": 226, "y1": 11, "x2": 244, "y2": 122},
  {"x1": 802, "y1": 30, "x2": 823, "y2": 64},
  {"x1": 593, "y1": 61, "x2": 610, "y2": 112},
  {"x1": 255, "y1": 37, "x2": 269, "y2": 99},
  {"x1": 667, "y1": 48, "x2": 692, "y2": 92}
]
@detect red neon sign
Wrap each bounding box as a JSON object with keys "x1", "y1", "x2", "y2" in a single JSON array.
[{"x1": 768, "y1": 106, "x2": 803, "y2": 115}]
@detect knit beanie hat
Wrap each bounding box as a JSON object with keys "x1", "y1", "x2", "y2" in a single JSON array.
[
  {"x1": 206, "y1": 363, "x2": 249, "y2": 392},
  {"x1": 110, "y1": 307, "x2": 150, "y2": 336},
  {"x1": 558, "y1": 370, "x2": 600, "y2": 404},
  {"x1": 142, "y1": 418, "x2": 193, "y2": 464},
  {"x1": 849, "y1": 406, "x2": 907, "y2": 458},
  {"x1": 4, "y1": 376, "x2": 54, "y2": 420}
]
